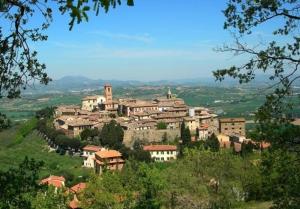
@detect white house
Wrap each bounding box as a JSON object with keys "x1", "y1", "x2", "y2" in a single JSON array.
[
  {"x1": 82, "y1": 145, "x2": 105, "y2": 168},
  {"x1": 198, "y1": 124, "x2": 209, "y2": 140},
  {"x1": 143, "y1": 145, "x2": 177, "y2": 162},
  {"x1": 81, "y1": 95, "x2": 106, "y2": 112}
]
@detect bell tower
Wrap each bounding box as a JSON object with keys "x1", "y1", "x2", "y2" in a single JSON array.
[
  {"x1": 104, "y1": 84, "x2": 112, "y2": 104},
  {"x1": 167, "y1": 87, "x2": 172, "y2": 99}
]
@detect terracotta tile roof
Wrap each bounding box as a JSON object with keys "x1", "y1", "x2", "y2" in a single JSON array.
[
  {"x1": 83, "y1": 145, "x2": 102, "y2": 152},
  {"x1": 70, "y1": 183, "x2": 86, "y2": 193},
  {"x1": 261, "y1": 142, "x2": 271, "y2": 149},
  {"x1": 95, "y1": 150, "x2": 122, "y2": 159},
  {"x1": 143, "y1": 145, "x2": 177, "y2": 151},
  {"x1": 40, "y1": 175, "x2": 65, "y2": 188},
  {"x1": 69, "y1": 198, "x2": 80, "y2": 209}
]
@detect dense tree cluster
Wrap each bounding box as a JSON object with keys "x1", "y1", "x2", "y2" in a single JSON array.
[
  {"x1": 36, "y1": 119, "x2": 83, "y2": 154},
  {"x1": 204, "y1": 133, "x2": 220, "y2": 152},
  {"x1": 79, "y1": 149, "x2": 262, "y2": 209},
  {"x1": 99, "y1": 120, "x2": 124, "y2": 150},
  {"x1": 0, "y1": 157, "x2": 44, "y2": 208},
  {"x1": 35, "y1": 107, "x2": 55, "y2": 119}
]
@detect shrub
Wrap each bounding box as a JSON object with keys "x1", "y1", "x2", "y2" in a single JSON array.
[{"x1": 157, "y1": 121, "x2": 167, "y2": 130}]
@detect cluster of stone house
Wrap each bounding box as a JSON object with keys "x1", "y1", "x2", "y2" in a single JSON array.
[
  {"x1": 54, "y1": 84, "x2": 222, "y2": 138},
  {"x1": 54, "y1": 84, "x2": 249, "y2": 146}
]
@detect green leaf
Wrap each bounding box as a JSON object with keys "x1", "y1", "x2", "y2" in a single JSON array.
[{"x1": 127, "y1": 0, "x2": 134, "y2": 6}]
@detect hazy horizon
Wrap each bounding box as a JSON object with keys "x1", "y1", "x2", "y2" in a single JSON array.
[{"x1": 31, "y1": 0, "x2": 280, "y2": 81}]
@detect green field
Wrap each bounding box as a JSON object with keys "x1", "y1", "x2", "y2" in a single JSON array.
[{"x1": 0, "y1": 126, "x2": 91, "y2": 182}]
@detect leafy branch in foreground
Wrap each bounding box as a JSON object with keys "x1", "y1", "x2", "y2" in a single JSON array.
[
  {"x1": 0, "y1": 0, "x2": 133, "y2": 99},
  {"x1": 214, "y1": 0, "x2": 300, "y2": 122},
  {"x1": 218, "y1": 1, "x2": 300, "y2": 208}
]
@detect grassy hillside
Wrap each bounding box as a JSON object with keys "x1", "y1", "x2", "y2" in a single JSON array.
[{"x1": 0, "y1": 126, "x2": 91, "y2": 181}]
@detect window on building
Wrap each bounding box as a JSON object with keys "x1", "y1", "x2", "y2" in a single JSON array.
[
  {"x1": 161, "y1": 157, "x2": 164, "y2": 161},
  {"x1": 161, "y1": 151, "x2": 164, "y2": 154},
  {"x1": 167, "y1": 151, "x2": 169, "y2": 154}
]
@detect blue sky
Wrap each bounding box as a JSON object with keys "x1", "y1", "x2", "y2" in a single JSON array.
[{"x1": 29, "y1": 0, "x2": 278, "y2": 81}]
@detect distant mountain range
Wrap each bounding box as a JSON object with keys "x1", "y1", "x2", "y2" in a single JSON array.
[{"x1": 24, "y1": 75, "x2": 300, "y2": 94}]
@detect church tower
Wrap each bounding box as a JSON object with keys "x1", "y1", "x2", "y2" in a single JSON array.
[
  {"x1": 167, "y1": 87, "x2": 172, "y2": 99},
  {"x1": 104, "y1": 84, "x2": 112, "y2": 104}
]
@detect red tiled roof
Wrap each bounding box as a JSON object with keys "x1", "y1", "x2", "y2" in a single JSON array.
[
  {"x1": 95, "y1": 150, "x2": 122, "y2": 159},
  {"x1": 70, "y1": 183, "x2": 86, "y2": 194},
  {"x1": 69, "y1": 198, "x2": 79, "y2": 209},
  {"x1": 40, "y1": 175, "x2": 65, "y2": 188},
  {"x1": 83, "y1": 145, "x2": 102, "y2": 152},
  {"x1": 261, "y1": 142, "x2": 271, "y2": 149},
  {"x1": 143, "y1": 145, "x2": 177, "y2": 151}
]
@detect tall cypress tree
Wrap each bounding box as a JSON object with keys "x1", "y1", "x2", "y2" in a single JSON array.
[
  {"x1": 205, "y1": 133, "x2": 220, "y2": 152},
  {"x1": 181, "y1": 121, "x2": 191, "y2": 146}
]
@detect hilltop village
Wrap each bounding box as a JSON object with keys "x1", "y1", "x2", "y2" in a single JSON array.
[
  {"x1": 54, "y1": 84, "x2": 247, "y2": 145},
  {"x1": 52, "y1": 84, "x2": 252, "y2": 164}
]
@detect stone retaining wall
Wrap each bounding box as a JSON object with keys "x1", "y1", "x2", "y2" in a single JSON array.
[{"x1": 123, "y1": 129, "x2": 180, "y2": 147}]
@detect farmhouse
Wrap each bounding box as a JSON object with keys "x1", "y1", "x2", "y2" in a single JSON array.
[
  {"x1": 94, "y1": 150, "x2": 125, "y2": 175},
  {"x1": 82, "y1": 145, "x2": 105, "y2": 168},
  {"x1": 143, "y1": 145, "x2": 178, "y2": 162}
]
